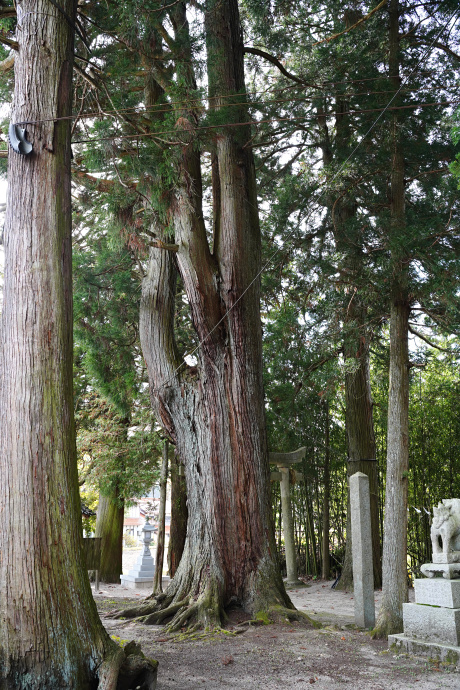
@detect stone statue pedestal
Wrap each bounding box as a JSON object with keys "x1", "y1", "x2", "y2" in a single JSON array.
[
  {"x1": 389, "y1": 499, "x2": 460, "y2": 667},
  {"x1": 389, "y1": 578, "x2": 460, "y2": 667}
]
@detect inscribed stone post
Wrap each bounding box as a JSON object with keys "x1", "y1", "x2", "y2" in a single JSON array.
[{"x1": 350, "y1": 472, "x2": 375, "y2": 628}]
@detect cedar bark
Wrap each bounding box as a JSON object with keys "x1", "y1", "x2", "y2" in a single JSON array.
[
  {"x1": 167, "y1": 451, "x2": 188, "y2": 578},
  {"x1": 318, "y1": 100, "x2": 381, "y2": 590},
  {"x1": 0, "y1": 2, "x2": 156, "y2": 685},
  {"x1": 337, "y1": 329, "x2": 382, "y2": 590},
  {"x1": 95, "y1": 489, "x2": 124, "y2": 583},
  {"x1": 153, "y1": 440, "x2": 169, "y2": 594},
  {"x1": 373, "y1": 0, "x2": 410, "y2": 638},
  {"x1": 321, "y1": 402, "x2": 331, "y2": 580},
  {"x1": 116, "y1": 0, "x2": 304, "y2": 630}
]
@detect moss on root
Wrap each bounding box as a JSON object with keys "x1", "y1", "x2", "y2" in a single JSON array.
[
  {"x1": 266, "y1": 605, "x2": 321, "y2": 628},
  {"x1": 371, "y1": 608, "x2": 403, "y2": 640}
]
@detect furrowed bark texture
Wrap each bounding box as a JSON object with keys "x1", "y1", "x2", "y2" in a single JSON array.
[
  {"x1": 167, "y1": 452, "x2": 187, "y2": 579},
  {"x1": 0, "y1": 3, "x2": 156, "y2": 686},
  {"x1": 374, "y1": 0, "x2": 409, "y2": 639},
  {"x1": 321, "y1": 402, "x2": 331, "y2": 580},
  {"x1": 153, "y1": 441, "x2": 169, "y2": 594},
  {"x1": 135, "y1": 0, "x2": 291, "y2": 628},
  {"x1": 95, "y1": 489, "x2": 124, "y2": 583},
  {"x1": 317, "y1": 98, "x2": 381, "y2": 590},
  {"x1": 338, "y1": 331, "x2": 381, "y2": 590}
]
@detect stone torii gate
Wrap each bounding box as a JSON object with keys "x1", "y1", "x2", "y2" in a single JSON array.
[{"x1": 269, "y1": 446, "x2": 306, "y2": 587}]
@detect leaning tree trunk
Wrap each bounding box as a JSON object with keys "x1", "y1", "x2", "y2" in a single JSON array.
[
  {"x1": 373, "y1": 0, "x2": 410, "y2": 639},
  {"x1": 0, "y1": 2, "x2": 155, "y2": 686},
  {"x1": 113, "y1": 0, "x2": 313, "y2": 632},
  {"x1": 95, "y1": 488, "x2": 124, "y2": 583}
]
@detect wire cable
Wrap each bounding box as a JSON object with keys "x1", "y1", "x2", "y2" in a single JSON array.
[{"x1": 148, "y1": 4, "x2": 460, "y2": 397}]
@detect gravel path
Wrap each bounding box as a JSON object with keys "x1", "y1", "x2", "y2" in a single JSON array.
[{"x1": 93, "y1": 558, "x2": 457, "y2": 689}]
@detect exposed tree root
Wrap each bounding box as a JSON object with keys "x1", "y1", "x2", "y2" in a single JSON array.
[
  {"x1": 97, "y1": 647, "x2": 125, "y2": 690},
  {"x1": 110, "y1": 580, "x2": 224, "y2": 634},
  {"x1": 97, "y1": 641, "x2": 158, "y2": 689},
  {"x1": 371, "y1": 607, "x2": 403, "y2": 640},
  {"x1": 266, "y1": 605, "x2": 322, "y2": 628},
  {"x1": 109, "y1": 561, "x2": 318, "y2": 637}
]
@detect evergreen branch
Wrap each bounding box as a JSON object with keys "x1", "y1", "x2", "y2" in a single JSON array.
[
  {"x1": 0, "y1": 29, "x2": 17, "y2": 50},
  {"x1": 73, "y1": 62, "x2": 99, "y2": 89},
  {"x1": 312, "y1": 0, "x2": 388, "y2": 46},
  {"x1": 0, "y1": 52, "x2": 14, "y2": 71},
  {"x1": 243, "y1": 47, "x2": 307, "y2": 86},
  {"x1": 74, "y1": 170, "x2": 119, "y2": 193},
  {"x1": 411, "y1": 40, "x2": 460, "y2": 62},
  {"x1": 0, "y1": 8, "x2": 16, "y2": 20},
  {"x1": 405, "y1": 167, "x2": 448, "y2": 183},
  {"x1": 408, "y1": 326, "x2": 455, "y2": 353},
  {"x1": 149, "y1": 239, "x2": 179, "y2": 252}
]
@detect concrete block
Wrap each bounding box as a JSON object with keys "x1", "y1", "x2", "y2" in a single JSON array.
[
  {"x1": 415, "y1": 578, "x2": 460, "y2": 608},
  {"x1": 403, "y1": 602, "x2": 460, "y2": 646},
  {"x1": 388, "y1": 633, "x2": 460, "y2": 668}
]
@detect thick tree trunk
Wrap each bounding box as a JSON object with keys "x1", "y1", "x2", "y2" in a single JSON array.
[
  {"x1": 318, "y1": 98, "x2": 381, "y2": 590},
  {"x1": 373, "y1": 0, "x2": 410, "y2": 639},
  {"x1": 153, "y1": 440, "x2": 169, "y2": 594},
  {"x1": 167, "y1": 451, "x2": 188, "y2": 578},
  {"x1": 113, "y1": 0, "x2": 315, "y2": 632},
  {"x1": 0, "y1": 3, "x2": 156, "y2": 686},
  {"x1": 337, "y1": 331, "x2": 382, "y2": 590},
  {"x1": 95, "y1": 489, "x2": 124, "y2": 583},
  {"x1": 373, "y1": 298, "x2": 409, "y2": 637}
]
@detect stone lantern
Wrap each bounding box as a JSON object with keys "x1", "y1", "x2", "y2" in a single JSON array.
[{"x1": 120, "y1": 517, "x2": 156, "y2": 590}]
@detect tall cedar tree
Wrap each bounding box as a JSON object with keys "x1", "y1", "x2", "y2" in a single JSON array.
[
  {"x1": 0, "y1": 0, "x2": 156, "y2": 687},
  {"x1": 109, "y1": 0, "x2": 314, "y2": 630},
  {"x1": 245, "y1": 0, "x2": 460, "y2": 594}
]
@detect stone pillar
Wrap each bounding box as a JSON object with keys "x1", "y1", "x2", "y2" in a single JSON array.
[
  {"x1": 350, "y1": 472, "x2": 375, "y2": 628},
  {"x1": 269, "y1": 446, "x2": 306, "y2": 587},
  {"x1": 279, "y1": 466, "x2": 300, "y2": 586}
]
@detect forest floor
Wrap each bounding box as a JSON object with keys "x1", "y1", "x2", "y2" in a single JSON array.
[{"x1": 93, "y1": 549, "x2": 459, "y2": 689}]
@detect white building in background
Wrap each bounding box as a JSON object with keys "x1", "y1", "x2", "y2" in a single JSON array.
[{"x1": 123, "y1": 483, "x2": 171, "y2": 547}]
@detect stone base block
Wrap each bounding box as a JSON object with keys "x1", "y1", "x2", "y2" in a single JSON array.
[
  {"x1": 388, "y1": 633, "x2": 460, "y2": 668},
  {"x1": 403, "y1": 602, "x2": 460, "y2": 646},
  {"x1": 120, "y1": 575, "x2": 171, "y2": 591},
  {"x1": 120, "y1": 575, "x2": 154, "y2": 590},
  {"x1": 415, "y1": 578, "x2": 460, "y2": 608}
]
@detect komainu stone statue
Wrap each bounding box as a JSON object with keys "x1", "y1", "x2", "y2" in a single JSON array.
[
  {"x1": 431, "y1": 499, "x2": 460, "y2": 563},
  {"x1": 421, "y1": 499, "x2": 460, "y2": 579}
]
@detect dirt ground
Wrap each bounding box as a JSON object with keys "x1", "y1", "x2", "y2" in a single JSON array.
[{"x1": 94, "y1": 557, "x2": 459, "y2": 690}]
